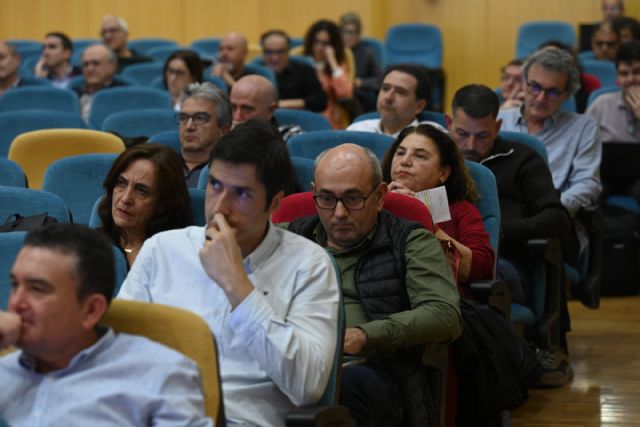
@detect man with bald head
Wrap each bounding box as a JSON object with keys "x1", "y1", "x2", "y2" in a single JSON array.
[
  {"x1": 73, "y1": 44, "x2": 123, "y2": 122},
  {"x1": 100, "y1": 15, "x2": 151, "y2": 71},
  {"x1": 285, "y1": 143, "x2": 461, "y2": 427},
  {"x1": 230, "y1": 74, "x2": 302, "y2": 141},
  {"x1": 211, "y1": 32, "x2": 249, "y2": 87}
]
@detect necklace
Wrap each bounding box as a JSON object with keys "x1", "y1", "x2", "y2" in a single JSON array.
[{"x1": 123, "y1": 243, "x2": 142, "y2": 254}]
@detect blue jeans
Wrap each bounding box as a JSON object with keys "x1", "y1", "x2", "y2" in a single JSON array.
[
  {"x1": 497, "y1": 257, "x2": 527, "y2": 305},
  {"x1": 339, "y1": 363, "x2": 404, "y2": 427}
]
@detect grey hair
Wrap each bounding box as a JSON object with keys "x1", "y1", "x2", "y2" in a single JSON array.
[
  {"x1": 83, "y1": 43, "x2": 117, "y2": 64},
  {"x1": 524, "y1": 48, "x2": 581, "y2": 96},
  {"x1": 180, "y1": 82, "x2": 232, "y2": 128},
  {"x1": 102, "y1": 15, "x2": 129, "y2": 33},
  {"x1": 313, "y1": 145, "x2": 383, "y2": 189}
]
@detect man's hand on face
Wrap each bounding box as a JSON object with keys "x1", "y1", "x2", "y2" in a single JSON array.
[
  {"x1": 626, "y1": 85, "x2": 640, "y2": 120},
  {"x1": 502, "y1": 81, "x2": 525, "y2": 109},
  {"x1": 199, "y1": 213, "x2": 255, "y2": 309},
  {"x1": 0, "y1": 311, "x2": 21, "y2": 350},
  {"x1": 344, "y1": 327, "x2": 369, "y2": 354}
]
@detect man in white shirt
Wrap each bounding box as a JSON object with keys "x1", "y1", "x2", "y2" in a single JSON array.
[
  {"x1": 119, "y1": 119, "x2": 340, "y2": 427},
  {"x1": 347, "y1": 64, "x2": 444, "y2": 137},
  {"x1": 1, "y1": 224, "x2": 211, "y2": 427}
]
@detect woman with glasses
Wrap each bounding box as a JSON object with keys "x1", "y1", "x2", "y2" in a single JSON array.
[
  {"x1": 302, "y1": 19, "x2": 355, "y2": 129},
  {"x1": 381, "y1": 124, "x2": 494, "y2": 292},
  {"x1": 98, "y1": 144, "x2": 192, "y2": 267},
  {"x1": 162, "y1": 50, "x2": 203, "y2": 111}
]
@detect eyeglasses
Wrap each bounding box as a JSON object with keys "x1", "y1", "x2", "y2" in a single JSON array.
[
  {"x1": 593, "y1": 40, "x2": 618, "y2": 49},
  {"x1": 166, "y1": 67, "x2": 188, "y2": 78},
  {"x1": 313, "y1": 188, "x2": 377, "y2": 211},
  {"x1": 526, "y1": 81, "x2": 565, "y2": 100},
  {"x1": 82, "y1": 59, "x2": 104, "y2": 68},
  {"x1": 101, "y1": 27, "x2": 122, "y2": 36},
  {"x1": 176, "y1": 112, "x2": 211, "y2": 126},
  {"x1": 263, "y1": 49, "x2": 288, "y2": 57}
]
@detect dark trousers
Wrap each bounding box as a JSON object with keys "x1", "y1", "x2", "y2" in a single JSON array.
[{"x1": 339, "y1": 363, "x2": 404, "y2": 427}]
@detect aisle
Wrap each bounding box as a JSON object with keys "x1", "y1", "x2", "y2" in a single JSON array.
[{"x1": 510, "y1": 296, "x2": 640, "y2": 426}]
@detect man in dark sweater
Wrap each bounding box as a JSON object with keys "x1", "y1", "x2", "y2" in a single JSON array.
[
  {"x1": 286, "y1": 143, "x2": 461, "y2": 427},
  {"x1": 447, "y1": 84, "x2": 572, "y2": 387},
  {"x1": 260, "y1": 30, "x2": 327, "y2": 113}
]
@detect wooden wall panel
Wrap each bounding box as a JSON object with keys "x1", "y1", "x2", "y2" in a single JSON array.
[{"x1": 1, "y1": 0, "x2": 639, "y2": 110}]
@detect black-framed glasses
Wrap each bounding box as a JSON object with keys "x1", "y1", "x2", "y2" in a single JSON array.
[
  {"x1": 526, "y1": 81, "x2": 565, "y2": 100},
  {"x1": 263, "y1": 49, "x2": 288, "y2": 57},
  {"x1": 593, "y1": 40, "x2": 618, "y2": 49},
  {"x1": 176, "y1": 112, "x2": 211, "y2": 126},
  {"x1": 313, "y1": 188, "x2": 377, "y2": 211}
]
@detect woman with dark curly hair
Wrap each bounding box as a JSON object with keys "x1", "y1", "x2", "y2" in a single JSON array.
[
  {"x1": 303, "y1": 19, "x2": 355, "y2": 128},
  {"x1": 382, "y1": 124, "x2": 494, "y2": 291},
  {"x1": 98, "y1": 143, "x2": 192, "y2": 267},
  {"x1": 162, "y1": 49, "x2": 203, "y2": 110}
]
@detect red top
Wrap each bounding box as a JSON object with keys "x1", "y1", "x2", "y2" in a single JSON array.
[{"x1": 438, "y1": 200, "x2": 495, "y2": 296}]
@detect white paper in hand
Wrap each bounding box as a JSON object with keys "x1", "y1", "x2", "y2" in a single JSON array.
[{"x1": 414, "y1": 186, "x2": 451, "y2": 223}]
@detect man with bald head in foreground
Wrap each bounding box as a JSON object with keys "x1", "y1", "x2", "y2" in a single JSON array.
[
  {"x1": 284, "y1": 143, "x2": 461, "y2": 427},
  {"x1": 230, "y1": 74, "x2": 302, "y2": 141}
]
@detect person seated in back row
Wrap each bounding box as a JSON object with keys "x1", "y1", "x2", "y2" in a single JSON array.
[
  {"x1": 33, "y1": 32, "x2": 81, "y2": 89},
  {"x1": 100, "y1": 15, "x2": 152, "y2": 72},
  {"x1": 283, "y1": 143, "x2": 461, "y2": 427},
  {"x1": 347, "y1": 64, "x2": 445, "y2": 137},
  {"x1": 0, "y1": 223, "x2": 212, "y2": 426}
]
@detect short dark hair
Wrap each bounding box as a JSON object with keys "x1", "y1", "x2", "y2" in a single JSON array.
[
  {"x1": 383, "y1": 64, "x2": 432, "y2": 108},
  {"x1": 45, "y1": 32, "x2": 73, "y2": 52},
  {"x1": 260, "y1": 30, "x2": 291, "y2": 49},
  {"x1": 98, "y1": 144, "x2": 192, "y2": 247},
  {"x1": 303, "y1": 19, "x2": 346, "y2": 68},
  {"x1": 452, "y1": 84, "x2": 500, "y2": 119},
  {"x1": 208, "y1": 119, "x2": 293, "y2": 207},
  {"x1": 382, "y1": 124, "x2": 478, "y2": 203},
  {"x1": 162, "y1": 49, "x2": 203, "y2": 89},
  {"x1": 613, "y1": 16, "x2": 640, "y2": 40},
  {"x1": 616, "y1": 40, "x2": 640, "y2": 68},
  {"x1": 24, "y1": 223, "x2": 115, "y2": 304}
]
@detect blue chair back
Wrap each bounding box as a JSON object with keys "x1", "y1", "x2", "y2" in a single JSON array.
[
  {"x1": 128, "y1": 38, "x2": 179, "y2": 54},
  {"x1": 0, "y1": 86, "x2": 80, "y2": 115},
  {"x1": 146, "y1": 46, "x2": 183, "y2": 63},
  {"x1": 587, "y1": 85, "x2": 620, "y2": 108},
  {"x1": 515, "y1": 21, "x2": 576, "y2": 59},
  {"x1": 102, "y1": 109, "x2": 177, "y2": 138},
  {"x1": 581, "y1": 60, "x2": 617, "y2": 87},
  {"x1": 288, "y1": 130, "x2": 394, "y2": 160},
  {"x1": 465, "y1": 161, "x2": 500, "y2": 259},
  {"x1": 0, "y1": 231, "x2": 27, "y2": 309},
  {"x1": 0, "y1": 110, "x2": 88, "y2": 157},
  {"x1": 0, "y1": 186, "x2": 71, "y2": 223},
  {"x1": 0, "y1": 158, "x2": 26, "y2": 187},
  {"x1": 67, "y1": 75, "x2": 137, "y2": 94},
  {"x1": 149, "y1": 130, "x2": 181, "y2": 154},
  {"x1": 291, "y1": 156, "x2": 315, "y2": 192},
  {"x1": 385, "y1": 23, "x2": 443, "y2": 69},
  {"x1": 122, "y1": 62, "x2": 165, "y2": 86},
  {"x1": 190, "y1": 38, "x2": 221, "y2": 57},
  {"x1": 9, "y1": 39, "x2": 41, "y2": 51},
  {"x1": 578, "y1": 50, "x2": 596, "y2": 64},
  {"x1": 360, "y1": 37, "x2": 386, "y2": 70},
  {"x1": 274, "y1": 108, "x2": 332, "y2": 132},
  {"x1": 88, "y1": 87, "x2": 173, "y2": 129},
  {"x1": 352, "y1": 110, "x2": 447, "y2": 128},
  {"x1": 197, "y1": 165, "x2": 209, "y2": 190},
  {"x1": 189, "y1": 188, "x2": 206, "y2": 226},
  {"x1": 499, "y1": 131, "x2": 548, "y2": 164},
  {"x1": 42, "y1": 154, "x2": 118, "y2": 225},
  {"x1": 15, "y1": 46, "x2": 42, "y2": 65},
  {"x1": 19, "y1": 56, "x2": 40, "y2": 78},
  {"x1": 243, "y1": 64, "x2": 278, "y2": 90},
  {"x1": 72, "y1": 38, "x2": 99, "y2": 53}
]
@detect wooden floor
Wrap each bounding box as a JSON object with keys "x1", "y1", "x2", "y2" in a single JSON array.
[{"x1": 510, "y1": 296, "x2": 640, "y2": 427}]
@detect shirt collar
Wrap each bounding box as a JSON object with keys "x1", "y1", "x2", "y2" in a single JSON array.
[
  {"x1": 516, "y1": 105, "x2": 561, "y2": 128},
  {"x1": 243, "y1": 222, "x2": 280, "y2": 274},
  {"x1": 378, "y1": 118, "x2": 420, "y2": 137},
  {"x1": 312, "y1": 220, "x2": 378, "y2": 256},
  {"x1": 19, "y1": 326, "x2": 114, "y2": 375}
]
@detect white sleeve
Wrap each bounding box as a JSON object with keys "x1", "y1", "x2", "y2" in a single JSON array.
[
  {"x1": 227, "y1": 250, "x2": 339, "y2": 406},
  {"x1": 117, "y1": 239, "x2": 154, "y2": 302}
]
